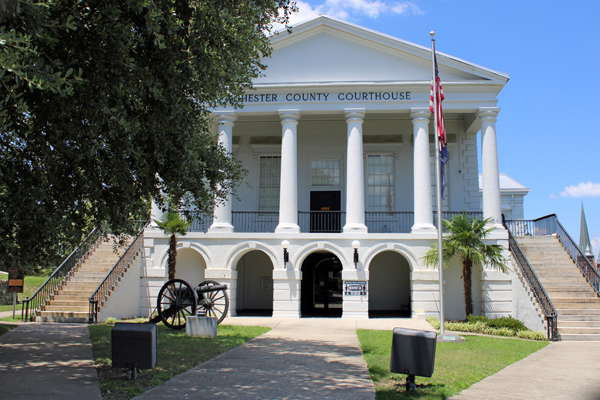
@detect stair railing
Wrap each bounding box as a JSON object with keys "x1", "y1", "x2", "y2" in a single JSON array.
[
  {"x1": 22, "y1": 227, "x2": 105, "y2": 321},
  {"x1": 89, "y1": 221, "x2": 148, "y2": 323},
  {"x1": 551, "y1": 215, "x2": 600, "y2": 295},
  {"x1": 504, "y1": 220, "x2": 558, "y2": 341}
]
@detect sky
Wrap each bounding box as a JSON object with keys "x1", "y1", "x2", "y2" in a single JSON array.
[{"x1": 275, "y1": 0, "x2": 600, "y2": 255}]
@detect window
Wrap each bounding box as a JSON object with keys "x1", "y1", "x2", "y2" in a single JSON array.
[
  {"x1": 259, "y1": 156, "x2": 281, "y2": 211},
  {"x1": 367, "y1": 155, "x2": 394, "y2": 212},
  {"x1": 311, "y1": 159, "x2": 341, "y2": 186}
]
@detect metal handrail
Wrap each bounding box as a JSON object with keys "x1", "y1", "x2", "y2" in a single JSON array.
[
  {"x1": 504, "y1": 222, "x2": 558, "y2": 341},
  {"x1": 88, "y1": 221, "x2": 148, "y2": 323},
  {"x1": 552, "y1": 216, "x2": 600, "y2": 295},
  {"x1": 21, "y1": 227, "x2": 105, "y2": 321}
]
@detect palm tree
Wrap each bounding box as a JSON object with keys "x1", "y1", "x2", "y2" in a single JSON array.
[
  {"x1": 155, "y1": 211, "x2": 191, "y2": 281},
  {"x1": 422, "y1": 213, "x2": 509, "y2": 318}
]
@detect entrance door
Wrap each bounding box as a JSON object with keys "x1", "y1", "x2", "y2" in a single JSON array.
[
  {"x1": 310, "y1": 191, "x2": 341, "y2": 232},
  {"x1": 301, "y1": 253, "x2": 343, "y2": 317}
]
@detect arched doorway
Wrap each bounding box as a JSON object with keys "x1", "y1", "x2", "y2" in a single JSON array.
[
  {"x1": 175, "y1": 248, "x2": 206, "y2": 286},
  {"x1": 301, "y1": 252, "x2": 342, "y2": 317},
  {"x1": 236, "y1": 250, "x2": 274, "y2": 316},
  {"x1": 368, "y1": 251, "x2": 411, "y2": 318}
]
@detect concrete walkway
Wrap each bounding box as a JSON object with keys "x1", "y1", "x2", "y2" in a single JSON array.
[
  {"x1": 0, "y1": 323, "x2": 102, "y2": 400},
  {"x1": 449, "y1": 340, "x2": 600, "y2": 400},
  {"x1": 134, "y1": 317, "x2": 433, "y2": 400},
  {"x1": 1, "y1": 317, "x2": 600, "y2": 399}
]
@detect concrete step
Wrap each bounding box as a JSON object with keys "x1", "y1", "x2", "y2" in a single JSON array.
[
  {"x1": 555, "y1": 308, "x2": 600, "y2": 315},
  {"x1": 49, "y1": 294, "x2": 90, "y2": 302},
  {"x1": 558, "y1": 333, "x2": 600, "y2": 341},
  {"x1": 46, "y1": 300, "x2": 88, "y2": 307},
  {"x1": 545, "y1": 291, "x2": 597, "y2": 298},
  {"x1": 551, "y1": 302, "x2": 600, "y2": 309},
  {"x1": 558, "y1": 327, "x2": 600, "y2": 335},
  {"x1": 558, "y1": 314, "x2": 600, "y2": 322},
  {"x1": 43, "y1": 305, "x2": 88, "y2": 312},
  {"x1": 559, "y1": 320, "x2": 600, "y2": 328}
]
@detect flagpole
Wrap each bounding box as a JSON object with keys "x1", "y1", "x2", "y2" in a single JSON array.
[{"x1": 431, "y1": 31, "x2": 445, "y2": 339}]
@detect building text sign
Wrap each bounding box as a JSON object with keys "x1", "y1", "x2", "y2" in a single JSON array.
[
  {"x1": 344, "y1": 280, "x2": 367, "y2": 296},
  {"x1": 241, "y1": 91, "x2": 412, "y2": 104}
]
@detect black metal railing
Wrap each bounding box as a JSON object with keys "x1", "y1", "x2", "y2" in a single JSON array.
[
  {"x1": 506, "y1": 214, "x2": 600, "y2": 296},
  {"x1": 298, "y1": 211, "x2": 345, "y2": 233},
  {"x1": 89, "y1": 221, "x2": 148, "y2": 323},
  {"x1": 22, "y1": 227, "x2": 105, "y2": 321},
  {"x1": 552, "y1": 216, "x2": 600, "y2": 294},
  {"x1": 232, "y1": 211, "x2": 278, "y2": 232},
  {"x1": 365, "y1": 211, "x2": 414, "y2": 233},
  {"x1": 175, "y1": 211, "x2": 212, "y2": 232},
  {"x1": 432, "y1": 211, "x2": 484, "y2": 230},
  {"x1": 504, "y1": 221, "x2": 558, "y2": 341}
]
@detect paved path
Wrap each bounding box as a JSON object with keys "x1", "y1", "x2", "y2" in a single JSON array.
[
  {"x1": 1, "y1": 318, "x2": 600, "y2": 400},
  {"x1": 0, "y1": 323, "x2": 102, "y2": 400},
  {"x1": 134, "y1": 318, "x2": 433, "y2": 400},
  {"x1": 449, "y1": 340, "x2": 600, "y2": 400}
]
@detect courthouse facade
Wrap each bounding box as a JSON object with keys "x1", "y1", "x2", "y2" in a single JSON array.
[{"x1": 141, "y1": 16, "x2": 541, "y2": 326}]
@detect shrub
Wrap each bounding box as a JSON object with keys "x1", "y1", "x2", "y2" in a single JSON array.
[
  {"x1": 517, "y1": 330, "x2": 547, "y2": 340},
  {"x1": 426, "y1": 316, "x2": 546, "y2": 341}
]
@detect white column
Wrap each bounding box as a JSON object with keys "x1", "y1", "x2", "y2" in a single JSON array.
[
  {"x1": 411, "y1": 108, "x2": 436, "y2": 233},
  {"x1": 479, "y1": 107, "x2": 503, "y2": 228},
  {"x1": 343, "y1": 109, "x2": 368, "y2": 233},
  {"x1": 209, "y1": 112, "x2": 236, "y2": 233},
  {"x1": 275, "y1": 110, "x2": 300, "y2": 233}
]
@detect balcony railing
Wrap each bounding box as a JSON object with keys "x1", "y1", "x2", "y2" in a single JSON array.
[{"x1": 176, "y1": 210, "x2": 489, "y2": 234}]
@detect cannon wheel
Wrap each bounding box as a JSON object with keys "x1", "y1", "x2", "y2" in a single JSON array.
[
  {"x1": 157, "y1": 279, "x2": 198, "y2": 330},
  {"x1": 197, "y1": 280, "x2": 229, "y2": 324}
]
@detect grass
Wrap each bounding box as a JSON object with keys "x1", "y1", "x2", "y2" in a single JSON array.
[
  {"x1": 89, "y1": 322, "x2": 270, "y2": 400},
  {"x1": 0, "y1": 324, "x2": 17, "y2": 336},
  {"x1": 0, "y1": 275, "x2": 50, "y2": 312},
  {"x1": 357, "y1": 329, "x2": 548, "y2": 399}
]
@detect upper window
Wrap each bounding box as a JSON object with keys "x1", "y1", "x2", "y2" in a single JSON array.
[
  {"x1": 258, "y1": 156, "x2": 281, "y2": 211},
  {"x1": 367, "y1": 155, "x2": 394, "y2": 212},
  {"x1": 311, "y1": 159, "x2": 341, "y2": 186}
]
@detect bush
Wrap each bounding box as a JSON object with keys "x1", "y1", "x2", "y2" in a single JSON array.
[{"x1": 427, "y1": 316, "x2": 547, "y2": 341}]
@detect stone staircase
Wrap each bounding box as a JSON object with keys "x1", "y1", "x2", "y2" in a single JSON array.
[
  {"x1": 517, "y1": 235, "x2": 600, "y2": 341},
  {"x1": 36, "y1": 238, "x2": 128, "y2": 323}
]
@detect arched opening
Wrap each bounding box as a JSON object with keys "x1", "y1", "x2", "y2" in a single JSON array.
[
  {"x1": 236, "y1": 250, "x2": 274, "y2": 316},
  {"x1": 301, "y1": 251, "x2": 342, "y2": 318},
  {"x1": 175, "y1": 248, "x2": 206, "y2": 286},
  {"x1": 368, "y1": 251, "x2": 411, "y2": 318}
]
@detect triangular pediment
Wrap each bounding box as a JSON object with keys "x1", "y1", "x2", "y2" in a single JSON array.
[{"x1": 255, "y1": 16, "x2": 508, "y2": 87}]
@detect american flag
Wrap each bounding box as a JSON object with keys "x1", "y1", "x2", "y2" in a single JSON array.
[{"x1": 430, "y1": 51, "x2": 448, "y2": 199}]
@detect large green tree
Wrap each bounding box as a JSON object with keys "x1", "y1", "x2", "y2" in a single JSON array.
[
  {"x1": 0, "y1": 0, "x2": 296, "y2": 271},
  {"x1": 422, "y1": 213, "x2": 509, "y2": 318}
]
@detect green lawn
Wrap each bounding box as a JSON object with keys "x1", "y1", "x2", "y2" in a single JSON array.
[
  {"x1": 0, "y1": 275, "x2": 50, "y2": 312},
  {"x1": 89, "y1": 323, "x2": 270, "y2": 400},
  {"x1": 0, "y1": 324, "x2": 17, "y2": 336},
  {"x1": 357, "y1": 330, "x2": 548, "y2": 400}
]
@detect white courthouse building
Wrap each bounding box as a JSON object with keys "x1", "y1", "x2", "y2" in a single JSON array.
[{"x1": 141, "y1": 16, "x2": 541, "y2": 327}]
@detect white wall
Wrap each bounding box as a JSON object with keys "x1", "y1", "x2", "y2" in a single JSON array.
[
  {"x1": 175, "y1": 247, "x2": 206, "y2": 287},
  {"x1": 98, "y1": 253, "x2": 143, "y2": 321}
]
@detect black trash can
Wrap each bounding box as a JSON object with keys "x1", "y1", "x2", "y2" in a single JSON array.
[
  {"x1": 112, "y1": 323, "x2": 157, "y2": 370},
  {"x1": 390, "y1": 327, "x2": 437, "y2": 390}
]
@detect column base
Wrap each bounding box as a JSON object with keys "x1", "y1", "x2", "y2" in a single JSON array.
[
  {"x1": 208, "y1": 223, "x2": 234, "y2": 233},
  {"x1": 275, "y1": 223, "x2": 300, "y2": 234},
  {"x1": 411, "y1": 223, "x2": 437, "y2": 234},
  {"x1": 343, "y1": 223, "x2": 368, "y2": 233}
]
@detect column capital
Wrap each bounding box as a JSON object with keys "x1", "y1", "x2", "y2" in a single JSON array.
[
  {"x1": 478, "y1": 107, "x2": 500, "y2": 121},
  {"x1": 278, "y1": 109, "x2": 300, "y2": 124},
  {"x1": 344, "y1": 108, "x2": 365, "y2": 122},
  {"x1": 410, "y1": 108, "x2": 431, "y2": 123},
  {"x1": 214, "y1": 111, "x2": 237, "y2": 126}
]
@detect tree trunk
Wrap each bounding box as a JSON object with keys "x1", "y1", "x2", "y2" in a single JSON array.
[
  {"x1": 168, "y1": 234, "x2": 177, "y2": 280},
  {"x1": 463, "y1": 258, "x2": 473, "y2": 318}
]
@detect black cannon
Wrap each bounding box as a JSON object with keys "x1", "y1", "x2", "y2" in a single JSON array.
[{"x1": 149, "y1": 279, "x2": 229, "y2": 330}]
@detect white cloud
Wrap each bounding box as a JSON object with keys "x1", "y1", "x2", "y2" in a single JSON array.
[
  {"x1": 592, "y1": 237, "x2": 600, "y2": 255},
  {"x1": 275, "y1": 0, "x2": 424, "y2": 30},
  {"x1": 559, "y1": 182, "x2": 600, "y2": 198}
]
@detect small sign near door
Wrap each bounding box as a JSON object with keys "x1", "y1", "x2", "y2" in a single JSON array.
[{"x1": 344, "y1": 281, "x2": 367, "y2": 296}]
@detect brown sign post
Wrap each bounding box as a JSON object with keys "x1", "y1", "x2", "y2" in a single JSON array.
[{"x1": 8, "y1": 268, "x2": 24, "y2": 293}]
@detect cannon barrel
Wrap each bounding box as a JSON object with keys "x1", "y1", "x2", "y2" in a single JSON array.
[{"x1": 195, "y1": 283, "x2": 227, "y2": 293}]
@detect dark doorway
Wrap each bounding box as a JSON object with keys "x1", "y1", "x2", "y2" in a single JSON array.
[
  {"x1": 310, "y1": 191, "x2": 341, "y2": 232},
  {"x1": 301, "y1": 252, "x2": 343, "y2": 317}
]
